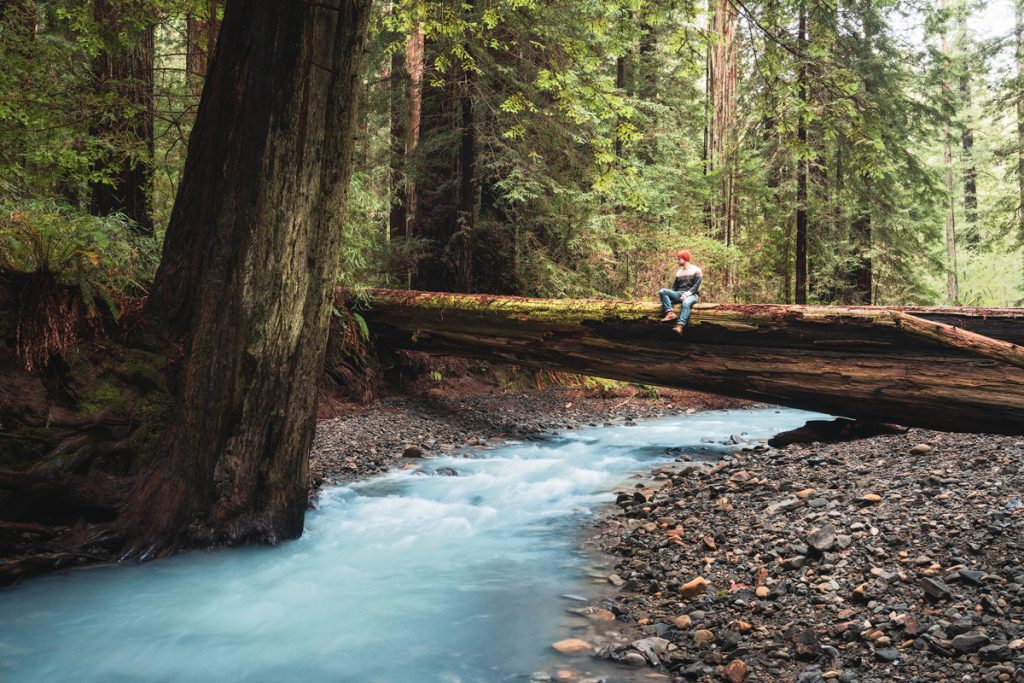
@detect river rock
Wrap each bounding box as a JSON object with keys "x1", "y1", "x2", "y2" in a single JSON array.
[
  {"x1": 919, "y1": 577, "x2": 952, "y2": 601},
  {"x1": 552, "y1": 639, "x2": 592, "y2": 655},
  {"x1": 631, "y1": 637, "x2": 669, "y2": 664},
  {"x1": 674, "y1": 614, "x2": 692, "y2": 629},
  {"x1": 951, "y1": 632, "x2": 990, "y2": 654},
  {"x1": 402, "y1": 445, "x2": 424, "y2": 458},
  {"x1": 806, "y1": 525, "x2": 837, "y2": 554},
  {"x1": 619, "y1": 652, "x2": 647, "y2": 666},
  {"x1": 874, "y1": 647, "x2": 900, "y2": 663},
  {"x1": 909, "y1": 443, "x2": 932, "y2": 454},
  {"x1": 723, "y1": 659, "x2": 748, "y2": 682},
  {"x1": 693, "y1": 629, "x2": 715, "y2": 644},
  {"x1": 680, "y1": 576, "x2": 708, "y2": 597}
]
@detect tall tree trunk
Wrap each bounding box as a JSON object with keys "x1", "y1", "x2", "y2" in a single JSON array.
[
  {"x1": 186, "y1": 1, "x2": 221, "y2": 98},
  {"x1": 941, "y1": 21, "x2": 959, "y2": 304},
  {"x1": 943, "y1": 129, "x2": 959, "y2": 303},
  {"x1": 88, "y1": 0, "x2": 154, "y2": 234},
  {"x1": 389, "y1": 43, "x2": 408, "y2": 244},
  {"x1": 134, "y1": 0, "x2": 372, "y2": 554},
  {"x1": 707, "y1": 0, "x2": 738, "y2": 247},
  {"x1": 457, "y1": 70, "x2": 478, "y2": 293},
  {"x1": 959, "y1": 76, "x2": 977, "y2": 231},
  {"x1": 1016, "y1": 0, "x2": 1024, "y2": 240},
  {"x1": 411, "y1": 11, "x2": 476, "y2": 293},
  {"x1": 405, "y1": 27, "x2": 424, "y2": 235},
  {"x1": 795, "y1": 1, "x2": 809, "y2": 305},
  {"x1": 412, "y1": 39, "x2": 460, "y2": 292}
]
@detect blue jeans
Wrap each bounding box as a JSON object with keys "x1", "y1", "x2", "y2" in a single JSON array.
[{"x1": 659, "y1": 289, "x2": 698, "y2": 326}]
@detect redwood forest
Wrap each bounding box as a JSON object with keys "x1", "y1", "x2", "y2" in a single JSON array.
[{"x1": 1, "y1": 1, "x2": 1023, "y2": 682}]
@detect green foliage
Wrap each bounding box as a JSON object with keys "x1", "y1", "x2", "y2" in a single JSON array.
[
  {"x1": 0, "y1": 200, "x2": 157, "y2": 315},
  {"x1": 2, "y1": 0, "x2": 1021, "y2": 310}
]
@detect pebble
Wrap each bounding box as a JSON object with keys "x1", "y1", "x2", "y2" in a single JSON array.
[
  {"x1": 679, "y1": 576, "x2": 708, "y2": 598},
  {"x1": 586, "y1": 425, "x2": 1024, "y2": 682},
  {"x1": 692, "y1": 629, "x2": 715, "y2": 644},
  {"x1": 552, "y1": 639, "x2": 592, "y2": 655},
  {"x1": 722, "y1": 659, "x2": 748, "y2": 682}
]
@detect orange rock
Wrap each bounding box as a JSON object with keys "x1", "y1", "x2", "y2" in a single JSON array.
[
  {"x1": 586, "y1": 608, "x2": 616, "y2": 621},
  {"x1": 680, "y1": 576, "x2": 709, "y2": 598},
  {"x1": 703, "y1": 536, "x2": 717, "y2": 550},
  {"x1": 552, "y1": 639, "x2": 592, "y2": 655},
  {"x1": 723, "y1": 659, "x2": 748, "y2": 682}
]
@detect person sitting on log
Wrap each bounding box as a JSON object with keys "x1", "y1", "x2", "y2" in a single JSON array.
[{"x1": 658, "y1": 249, "x2": 702, "y2": 334}]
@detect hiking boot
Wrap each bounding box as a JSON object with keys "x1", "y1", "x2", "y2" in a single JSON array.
[
  {"x1": 673, "y1": 324, "x2": 684, "y2": 335},
  {"x1": 660, "y1": 312, "x2": 678, "y2": 322}
]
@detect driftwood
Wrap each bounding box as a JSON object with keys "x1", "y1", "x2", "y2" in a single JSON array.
[{"x1": 352, "y1": 289, "x2": 1024, "y2": 435}]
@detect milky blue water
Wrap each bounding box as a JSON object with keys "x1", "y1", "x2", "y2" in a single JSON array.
[{"x1": 0, "y1": 408, "x2": 821, "y2": 683}]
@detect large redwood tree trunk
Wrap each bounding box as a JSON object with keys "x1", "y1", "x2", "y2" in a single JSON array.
[{"x1": 131, "y1": 0, "x2": 372, "y2": 555}]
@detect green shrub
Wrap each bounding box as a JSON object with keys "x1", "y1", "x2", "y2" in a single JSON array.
[{"x1": 0, "y1": 200, "x2": 157, "y2": 317}]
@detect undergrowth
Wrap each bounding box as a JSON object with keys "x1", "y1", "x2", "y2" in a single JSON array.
[{"x1": 0, "y1": 200, "x2": 157, "y2": 370}]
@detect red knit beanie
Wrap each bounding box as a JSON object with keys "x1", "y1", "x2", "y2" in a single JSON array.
[{"x1": 677, "y1": 250, "x2": 691, "y2": 262}]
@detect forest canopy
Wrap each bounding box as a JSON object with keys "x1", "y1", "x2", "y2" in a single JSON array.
[{"x1": 2, "y1": 0, "x2": 1023, "y2": 307}]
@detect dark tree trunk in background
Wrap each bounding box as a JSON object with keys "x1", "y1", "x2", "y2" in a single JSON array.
[
  {"x1": 412, "y1": 41, "x2": 461, "y2": 292},
  {"x1": 88, "y1": 0, "x2": 154, "y2": 234},
  {"x1": 134, "y1": 0, "x2": 372, "y2": 555},
  {"x1": 411, "y1": 5, "x2": 477, "y2": 294},
  {"x1": 389, "y1": 45, "x2": 409, "y2": 243},
  {"x1": 186, "y1": 1, "x2": 221, "y2": 98},
  {"x1": 457, "y1": 79, "x2": 478, "y2": 293},
  {"x1": 795, "y1": 1, "x2": 808, "y2": 305}
]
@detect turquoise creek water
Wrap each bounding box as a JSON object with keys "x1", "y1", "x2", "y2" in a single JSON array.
[{"x1": 0, "y1": 408, "x2": 821, "y2": 683}]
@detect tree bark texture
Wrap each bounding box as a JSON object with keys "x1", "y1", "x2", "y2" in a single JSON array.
[
  {"x1": 389, "y1": 44, "x2": 409, "y2": 243},
  {"x1": 795, "y1": 2, "x2": 808, "y2": 304},
  {"x1": 1016, "y1": 0, "x2": 1024, "y2": 239},
  {"x1": 136, "y1": 0, "x2": 372, "y2": 556},
  {"x1": 88, "y1": 0, "x2": 155, "y2": 234},
  {"x1": 355, "y1": 289, "x2": 1024, "y2": 435},
  {"x1": 941, "y1": 19, "x2": 959, "y2": 304},
  {"x1": 707, "y1": 0, "x2": 739, "y2": 246}
]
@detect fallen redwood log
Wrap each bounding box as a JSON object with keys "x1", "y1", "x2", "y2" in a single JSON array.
[{"x1": 349, "y1": 289, "x2": 1024, "y2": 435}]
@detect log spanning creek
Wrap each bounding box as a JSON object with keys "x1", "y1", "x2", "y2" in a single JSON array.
[{"x1": 0, "y1": 408, "x2": 819, "y2": 682}]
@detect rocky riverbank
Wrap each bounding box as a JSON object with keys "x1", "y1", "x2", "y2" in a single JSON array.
[
  {"x1": 309, "y1": 385, "x2": 747, "y2": 491},
  {"x1": 581, "y1": 428, "x2": 1024, "y2": 682}
]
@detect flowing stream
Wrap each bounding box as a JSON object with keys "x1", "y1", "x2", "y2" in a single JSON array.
[{"x1": 0, "y1": 407, "x2": 821, "y2": 683}]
